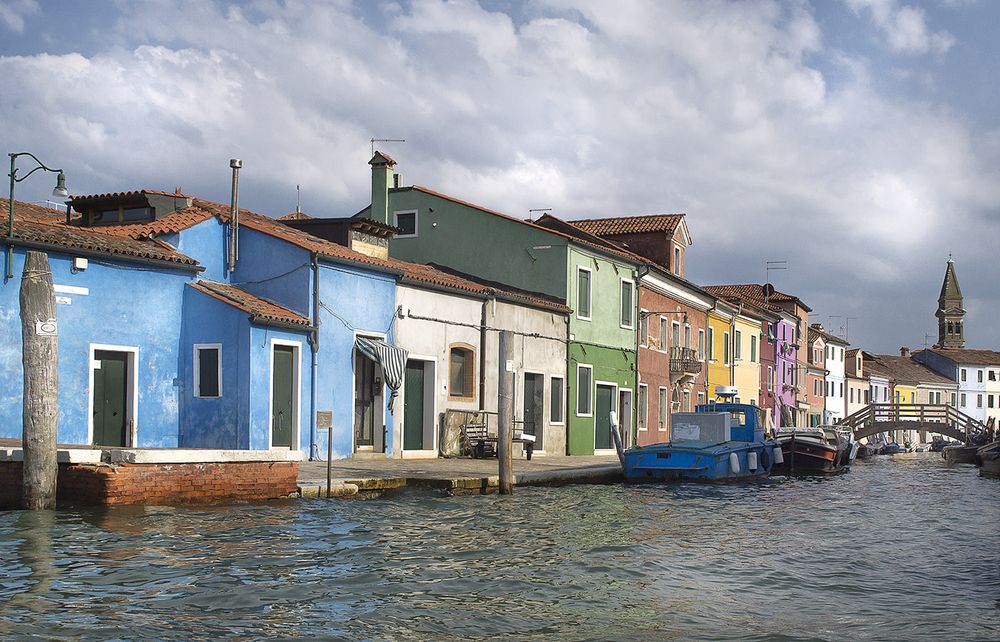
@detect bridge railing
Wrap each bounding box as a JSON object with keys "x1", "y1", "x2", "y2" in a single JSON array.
[{"x1": 837, "y1": 402, "x2": 989, "y2": 444}]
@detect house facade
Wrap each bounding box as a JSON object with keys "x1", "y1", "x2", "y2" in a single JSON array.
[
  {"x1": 914, "y1": 348, "x2": 1000, "y2": 424},
  {"x1": 706, "y1": 302, "x2": 736, "y2": 401},
  {"x1": 809, "y1": 324, "x2": 848, "y2": 424},
  {"x1": 845, "y1": 348, "x2": 867, "y2": 418},
  {"x1": 805, "y1": 329, "x2": 826, "y2": 427}
]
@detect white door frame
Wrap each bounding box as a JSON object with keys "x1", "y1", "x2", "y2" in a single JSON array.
[
  {"x1": 87, "y1": 343, "x2": 139, "y2": 447},
  {"x1": 351, "y1": 330, "x2": 388, "y2": 455},
  {"x1": 268, "y1": 338, "x2": 302, "y2": 450},
  {"x1": 594, "y1": 380, "x2": 618, "y2": 455},
  {"x1": 618, "y1": 387, "x2": 634, "y2": 449},
  {"x1": 400, "y1": 353, "x2": 438, "y2": 458}
]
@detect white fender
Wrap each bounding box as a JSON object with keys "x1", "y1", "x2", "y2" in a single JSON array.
[
  {"x1": 729, "y1": 452, "x2": 740, "y2": 474},
  {"x1": 747, "y1": 451, "x2": 758, "y2": 471},
  {"x1": 773, "y1": 446, "x2": 784, "y2": 465}
]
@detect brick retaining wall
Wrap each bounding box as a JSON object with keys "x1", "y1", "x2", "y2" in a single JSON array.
[{"x1": 0, "y1": 460, "x2": 299, "y2": 509}]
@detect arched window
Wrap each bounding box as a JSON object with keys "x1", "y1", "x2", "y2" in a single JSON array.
[{"x1": 449, "y1": 344, "x2": 476, "y2": 399}]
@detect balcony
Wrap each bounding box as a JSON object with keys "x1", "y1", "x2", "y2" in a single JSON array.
[{"x1": 670, "y1": 346, "x2": 703, "y2": 382}]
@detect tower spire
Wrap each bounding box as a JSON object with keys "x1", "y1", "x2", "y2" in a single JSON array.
[{"x1": 935, "y1": 257, "x2": 965, "y2": 348}]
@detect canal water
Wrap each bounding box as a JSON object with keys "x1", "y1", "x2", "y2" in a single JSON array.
[{"x1": 1, "y1": 455, "x2": 998, "y2": 641}]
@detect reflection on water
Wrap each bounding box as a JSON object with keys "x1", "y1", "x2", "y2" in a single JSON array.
[{"x1": 1, "y1": 455, "x2": 998, "y2": 641}]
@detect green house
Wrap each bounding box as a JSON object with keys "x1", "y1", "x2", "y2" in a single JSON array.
[{"x1": 360, "y1": 152, "x2": 640, "y2": 455}]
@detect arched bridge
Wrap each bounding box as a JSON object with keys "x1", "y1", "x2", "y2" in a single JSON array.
[{"x1": 837, "y1": 403, "x2": 989, "y2": 444}]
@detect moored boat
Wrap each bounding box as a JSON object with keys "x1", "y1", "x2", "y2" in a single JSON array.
[
  {"x1": 975, "y1": 441, "x2": 1000, "y2": 478},
  {"x1": 943, "y1": 443, "x2": 978, "y2": 465},
  {"x1": 880, "y1": 442, "x2": 905, "y2": 455},
  {"x1": 621, "y1": 402, "x2": 779, "y2": 483},
  {"x1": 771, "y1": 426, "x2": 850, "y2": 475}
]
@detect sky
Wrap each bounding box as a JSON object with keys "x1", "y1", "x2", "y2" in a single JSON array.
[{"x1": 2, "y1": 0, "x2": 998, "y2": 354}]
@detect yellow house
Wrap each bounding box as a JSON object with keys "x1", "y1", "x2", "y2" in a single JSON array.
[
  {"x1": 732, "y1": 310, "x2": 763, "y2": 405},
  {"x1": 706, "y1": 301, "x2": 736, "y2": 402}
]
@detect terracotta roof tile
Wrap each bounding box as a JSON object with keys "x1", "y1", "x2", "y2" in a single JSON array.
[
  {"x1": 394, "y1": 262, "x2": 571, "y2": 314},
  {"x1": 572, "y1": 213, "x2": 685, "y2": 236},
  {"x1": 920, "y1": 347, "x2": 1000, "y2": 366},
  {"x1": 2, "y1": 198, "x2": 200, "y2": 268},
  {"x1": 703, "y1": 284, "x2": 809, "y2": 312},
  {"x1": 188, "y1": 280, "x2": 310, "y2": 328},
  {"x1": 87, "y1": 207, "x2": 214, "y2": 238},
  {"x1": 808, "y1": 324, "x2": 849, "y2": 346},
  {"x1": 69, "y1": 189, "x2": 191, "y2": 202},
  {"x1": 277, "y1": 211, "x2": 314, "y2": 221},
  {"x1": 869, "y1": 354, "x2": 956, "y2": 386}
]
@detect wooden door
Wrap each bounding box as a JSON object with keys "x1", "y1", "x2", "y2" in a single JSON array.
[
  {"x1": 522, "y1": 373, "x2": 543, "y2": 449},
  {"x1": 595, "y1": 384, "x2": 614, "y2": 450},
  {"x1": 271, "y1": 345, "x2": 294, "y2": 448},
  {"x1": 93, "y1": 350, "x2": 128, "y2": 447},
  {"x1": 403, "y1": 360, "x2": 424, "y2": 451}
]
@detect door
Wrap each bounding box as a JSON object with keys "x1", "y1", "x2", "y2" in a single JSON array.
[
  {"x1": 93, "y1": 350, "x2": 128, "y2": 447},
  {"x1": 618, "y1": 390, "x2": 633, "y2": 448},
  {"x1": 595, "y1": 384, "x2": 615, "y2": 450},
  {"x1": 523, "y1": 373, "x2": 544, "y2": 450},
  {"x1": 403, "y1": 360, "x2": 424, "y2": 451},
  {"x1": 271, "y1": 345, "x2": 294, "y2": 448},
  {"x1": 354, "y1": 349, "x2": 376, "y2": 448}
]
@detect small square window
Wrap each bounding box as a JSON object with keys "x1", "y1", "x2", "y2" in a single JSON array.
[{"x1": 394, "y1": 210, "x2": 417, "y2": 237}]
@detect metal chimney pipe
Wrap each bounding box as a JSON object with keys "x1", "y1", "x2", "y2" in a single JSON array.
[{"x1": 229, "y1": 159, "x2": 242, "y2": 272}]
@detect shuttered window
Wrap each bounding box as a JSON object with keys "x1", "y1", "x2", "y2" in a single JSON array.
[
  {"x1": 449, "y1": 346, "x2": 475, "y2": 398},
  {"x1": 194, "y1": 344, "x2": 221, "y2": 398},
  {"x1": 577, "y1": 268, "x2": 592, "y2": 319},
  {"x1": 550, "y1": 377, "x2": 564, "y2": 423}
]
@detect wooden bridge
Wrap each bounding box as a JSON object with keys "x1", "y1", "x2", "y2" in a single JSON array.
[{"x1": 837, "y1": 403, "x2": 989, "y2": 444}]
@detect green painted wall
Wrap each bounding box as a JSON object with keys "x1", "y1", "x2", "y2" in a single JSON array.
[
  {"x1": 569, "y1": 342, "x2": 637, "y2": 455},
  {"x1": 566, "y1": 246, "x2": 637, "y2": 348}
]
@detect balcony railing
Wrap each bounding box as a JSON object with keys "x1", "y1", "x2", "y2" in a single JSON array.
[{"x1": 670, "y1": 346, "x2": 702, "y2": 375}]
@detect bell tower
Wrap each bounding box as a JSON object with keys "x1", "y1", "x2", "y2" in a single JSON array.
[{"x1": 935, "y1": 257, "x2": 965, "y2": 349}]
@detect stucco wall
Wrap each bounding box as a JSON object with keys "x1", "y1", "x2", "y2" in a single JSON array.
[
  {"x1": 231, "y1": 226, "x2": 312, "y2": 318},
  {"x1": 568, "y1": 342, "x2": 636, "y2": 456},
  {"x1": 732, "y1": 315, "x2": 760, "y2": 406}
]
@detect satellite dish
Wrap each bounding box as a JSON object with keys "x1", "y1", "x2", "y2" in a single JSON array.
[{"x1": 763, "y1": 283, "x2": 775, "y2": 300}]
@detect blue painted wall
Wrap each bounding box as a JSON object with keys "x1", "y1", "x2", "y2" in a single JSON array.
[
  {"x1": 248, "y1": 324, "x2": 312, "y2": 451},
  {"x1": 231, "y1": 227, "x2": 312, "y2": 317},
  {"x1": 176, "y1": 219, "x2": 229, "y2": 283},
  {"x1": 0, "y1": 247, "x2": 194, "y2": 447}
]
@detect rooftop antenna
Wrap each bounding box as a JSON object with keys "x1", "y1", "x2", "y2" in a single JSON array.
[
  {"x1": 296, "y1": 184, "x2": 301, "y2": 214},
  {"x1": 764, "y1": 260, "x2": 787, "y2": 303},
  {"x1": 370, "y1": 138, "x2": 405, "y2": 157},
  {"x1": 528, "y1": 208, "x2": 551, "y2": 222},
  {"x1": 844, "y1": 316, "x2": 858, "y2": 341},
  {"x1": 924, "y1": 333, "x2": 934, "y2": 348}
]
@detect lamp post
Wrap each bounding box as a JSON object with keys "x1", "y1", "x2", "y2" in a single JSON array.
[{"x1": 7, "y1": 152, "x2": 69, "y2": 280}]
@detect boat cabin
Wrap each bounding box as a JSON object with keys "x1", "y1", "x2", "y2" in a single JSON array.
[{"x1": 696, "y1": 402, "x2": 765, "y2": 443}]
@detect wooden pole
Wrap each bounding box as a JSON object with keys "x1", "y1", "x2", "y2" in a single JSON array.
[
  {"x1": 19, "y1": 250, "x2": 58, "y2": 510},
  {"x1": 497, "y1": 330, "x2": 513, "y2": 494}
]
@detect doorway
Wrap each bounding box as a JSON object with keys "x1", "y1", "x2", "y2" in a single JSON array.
[
  {"x1": 354, "y1": 346, "x2": 385, "y2": 453},
  {"x1": 403, "y1": 360, "x2": 425, "y2": 451},
  {"x1": 523, "y1": 372, "x2": 544, "y2": 451},
  {"x1": 618, "y1": 389, "x2": 633, "y2": 448},
  {"x1": 271, "y1": 343, "x2": 299, "y2": 448},
  {"x1": 595, "y1": 383, "x2": 616, "y2": 451},
  {"x1": 91, "y1": 349, "x2": 133, "y2": 447}
]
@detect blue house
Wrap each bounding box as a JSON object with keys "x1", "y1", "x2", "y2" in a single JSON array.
[{"x1": 1, "y1": 189, "x2": 403, "y2": 460}]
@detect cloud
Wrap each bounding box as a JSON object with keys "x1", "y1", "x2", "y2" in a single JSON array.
[
  {"x1": 846, "y1": 0, "x2": 955, "y2": 54},
  {"x1": 1, "y1": 0, "x2": 997, "y2": 352},
  {"x1": 0, "y1": 0, "x2": 37, "y2": 33}
]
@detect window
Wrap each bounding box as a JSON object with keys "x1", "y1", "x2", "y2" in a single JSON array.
[
  {"x1": 576, "y1": 365, "x2": 593, "y2": 416},
  {"x1": 814, "y1": 380, "x2": 819, "y2": 396},
  {"x1": 673, "y1": 246, "x2": 681, "y2": 274},
  {"x1": 449, "y1": 346, "x2": 475, "y2": 398},
  {"x1": 724, "y1": 332, "x2": 731, "y2": 364},
  {"x1": 708, "y1": 327, "x2": 715, "y2": 360},
  {"x1": 698, "y1": 330, "x2": 705, "y2": 360},
  {"x1": 660, "y1": 317, "x2": 668, "y2": 350},
  {"x1": 393, "y1": 210, "x2": 418, "y2": 237},
  {"x1": 767, "y1": 366, "x2": 773, "y2": 392},
  {"x1": 961, "y1": 393, "x2": 966, "y2": 407},
  {"x1": 734, "y1": 330, "x2": 742, "y2": 360},
  {"x1": 951, "y1": 393, "x2": 956, "y2": 407},
  {"x1": 977, "y1": 394, "x2": 983, "y2": 409},
  {"x1": 637, "y1": 384, "x2": 648, "y2": 431},
  {"x1": 620, "y1": 279, "x2": 634, "y2": 328},
  {"x1": 194, "y1": 344, "x2": 221, "y2": 398},
  {"x1": 990, "y1": 371, "x2": 997, "y2": 382},
  {"x1": 684, "y1": 325, "x2": 691, "y2": 349},
  {"x1": 658, "y1": 387, "x2": 668, "y2": 431},
  {"x1": 850, "y1": 388, "x2": 854, "y2": 404},
  {"x1": 750, "y1": 335, "x2": 757, "y2": 363},
  {"x1": 672, "y1": 322, "x2": 680, "y2": 348},
  {"x1": 961, "y1": 369, "x2": 967, "y2": 382},
  {"x1": 550, "y1": 377, "x2": 564, "y2": 424},
  {"x1": 989, "y1": 395, "x2": 995, "y2": 409},
  {"x1": 639, "y1": 310, "x2": 649, "y2": 346},
  {"x1": 840, "y1": 382, "x2": 844, "y2": 398},
  {"x1": 577, "y1": 268, "x2": 592, "y2": 319},
  {"x1": 910, "y1": 391, "x2": 915, "y2": 403},
  {"x1": 978, "y1": 370, "x2": 983, "y2": 383}
]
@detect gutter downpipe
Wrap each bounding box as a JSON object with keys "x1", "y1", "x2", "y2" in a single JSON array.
[
  {"x1": 634, "y1": 264, "x2": 649, "y2": 446},
  {"x1": 479, "y1": 295, "x2": 490, "y2": 411},
  {"x1": 309, "y1": 254, "x2": 320, "y2": 460},
  {"x1": 731, "y1": 302, "x2": 743, "y2": 388}
]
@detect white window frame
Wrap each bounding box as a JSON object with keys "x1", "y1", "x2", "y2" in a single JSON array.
[
  {"x1": 637, "y1": 383, "x2": 648, "y2": 431},
  {"x1": 658, "y1": 386, "x2": 668, "y2": 431},
  {"x1": 576, "y1": 266, "x2": 593, "y2": 321},
  {"x1": 698, "y1": 329, "x2": 705, "y2": 361},
  {"x1": 750, "y1": 334, "x2": 757, "y2": 363},
  {"x1": 619, "y1": 277, "x2": 634, "y2": 329},
  {"x1": 767, "y1": 366, "x2": 773, "y2": 392},
  {"x1": 193, "y1": 343, "x2": 223, "y2": 399},
  {"x1": 734, "y1": 329, "x2": 743, "y2": 360},
  {"x1": 639, "y1": 309, "x2": 649, "y2": 346},
  {"x1": 269, "y1": 338, "x2": 303, "y2": 450},
  {"x1": 393, "y1": 209, "x2": 419, "y2": 238},
  {"x1": 550, "y1": 376, "x2": 565, "y2": 425},
  {"x1": 724, "y1": 331, "x2": 731, "y2": 365},
  {"x1": 576, "y1": 364, "x2": 593, "y2": 417}
]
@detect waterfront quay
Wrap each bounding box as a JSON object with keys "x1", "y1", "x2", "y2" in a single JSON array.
[{"x1": 297, "y1": 454, "x2": 622, "y2": 497}]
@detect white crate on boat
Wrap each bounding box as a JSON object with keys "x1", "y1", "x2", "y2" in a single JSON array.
[{"x1": 670, "y1": 412, "x2": 730, "y2": 444}]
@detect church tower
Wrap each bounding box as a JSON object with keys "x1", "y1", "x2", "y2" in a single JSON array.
[{"x1": 935, "y1": 257, "x2": 965, "y2": 348}]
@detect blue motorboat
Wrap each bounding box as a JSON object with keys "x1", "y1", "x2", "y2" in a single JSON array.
[{"x1": 620, "y1": 401, "x2": 781, "y2": 483}]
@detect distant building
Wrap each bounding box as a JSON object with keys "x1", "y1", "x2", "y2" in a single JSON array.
[
  {"x1": 935, "y1": 257, "x2": 966, "y2": 349},
  {"x1": 805, "y1": 328, "x2": 826, "y2": 427},
  {"x1": 809, "y1": 324, "x2": 849, "y2": 424}
]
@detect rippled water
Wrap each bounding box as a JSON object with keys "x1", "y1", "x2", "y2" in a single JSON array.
[{"x1": 1, "y1": 455, "x2": 998, "y2": 641}]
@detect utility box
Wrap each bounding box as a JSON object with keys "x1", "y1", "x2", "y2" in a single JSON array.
[{"x1": 671, "y1": 412, "x2": 730, "y2": 445}]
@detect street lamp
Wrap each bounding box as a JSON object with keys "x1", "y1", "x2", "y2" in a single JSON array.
[{"x1": 7, "y1": 152, "x2": 68, "y2": 279}]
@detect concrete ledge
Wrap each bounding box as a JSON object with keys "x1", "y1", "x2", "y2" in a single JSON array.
[
  {"x1": 299, "y1": 482, "x2": 360, "y2": 498},
  {"x1": 0, "y1": 447, "x2": 104, "y2": 465},
  {"x1": 515, "y1": 465, "x2": 623, "y2": 486},
  {"x1": 107, "y1": 448, "x2": 304, "y2": 465}
]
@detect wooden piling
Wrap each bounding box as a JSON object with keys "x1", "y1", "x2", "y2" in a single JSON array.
[
  {"x1": 19, "y1": 250, "x2": 59, "y2": 510},
  {"x1": 497, "y1": 330, "x2": 513, "y2": 494}
]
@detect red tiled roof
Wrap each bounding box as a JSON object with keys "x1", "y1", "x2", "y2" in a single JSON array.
[
  {"x1": 921, "y1": 347, "x2": 1000, "y2": 366},
  {"x1": 88, "y1": 207, "x2": 214, "y2": 238},
  {"x1": 2, "y1": 198, "x2": 200, "y2": 268},
  {"x1": 572, "y1": 213, "x2": 685, "y2": 237},
  {"x1": 277, "y1": 211, "x2": 314, "y2": 221},
  {"x1": 808, "y1": 324, "x2": 849, "y2": 346},
  {"x1": 188, "y1": 280, "x2": 310, "y2": 328},
  {"x1": 870, "y1": 354, "x2": 956, "y2": 386},
  {"x1": 69, "y1": 189, "x2": 191, "y2": 202},
  {"x1": 703, "y1": 284, "x2": 810, "y2": 312}
]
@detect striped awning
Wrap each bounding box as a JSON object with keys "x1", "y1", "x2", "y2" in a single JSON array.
[{"x1": 355, "y1": 336, "x2": 408, "y2": 397}]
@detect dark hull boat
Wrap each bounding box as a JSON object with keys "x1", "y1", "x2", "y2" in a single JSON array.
[
  {"x1": 943, "y1": 444, "x2": 978, "y2": 465},
  {"x1": 772, "y1": 427, "x2": 850, "y2": 475},
  {"x1": 974, "y1": 441, "x2": 999, "y2": 478}
]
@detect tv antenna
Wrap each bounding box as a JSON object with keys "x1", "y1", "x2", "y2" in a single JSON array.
[
  {"x1": 528, "y1": 208, "x2": 551, "y2": 221},
  {"x1": 764, "y1": 260, "x2": 787, "y2": 302},
  {"x1": 295, "y1": 184, "x2": 301, "y2": 214},
  {"x1": 371, "y1": 137, "x2": 405, "y2": 156}
]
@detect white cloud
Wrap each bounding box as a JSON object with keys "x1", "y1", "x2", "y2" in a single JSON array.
[
  {"x1": 0, "y1": 0, "x2": 37, "y2": 33},
  {"x1": 846, "y1": 0, "x2": 955, "y2": 54}
]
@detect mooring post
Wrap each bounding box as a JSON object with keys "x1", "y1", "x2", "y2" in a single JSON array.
[
  {"x1": 327, "y1": 425, "x2": 333, "y2": 498},
  {"x1": 19, "y1": 250, "x2": 58, "y2": 510},
  {"x1": 497, "y1": 330, "x2": 514, "y2": 494}
]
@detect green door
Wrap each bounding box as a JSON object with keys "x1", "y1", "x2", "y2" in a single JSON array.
[
  {"x1": 595, "y1": 384, "x2": 614, "y2": 450},
  {"x1": 403, "y1": 360, "x2": 424, "y2": 451},
  {"x1": 272, "y1": 345, "x2": 294, "y2": 448},
  {"x1": 93, "y1": 350, "x2": 128, "y2": 447}
]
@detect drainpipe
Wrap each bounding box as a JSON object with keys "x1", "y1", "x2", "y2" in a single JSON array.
[
  {"x1": 634, "y1": 264, "x2": 649, "y2": 445},
  {"x1": 479, "y1": 295, "x2": 490, "y2": 411},
  {"x1": 309, "y1": 255, "x2": 320, "y2": 460}
]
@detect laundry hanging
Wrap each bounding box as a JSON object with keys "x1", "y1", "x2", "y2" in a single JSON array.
[{"x1": 354, "y1": 336, "x2": 408, "y2": 401}]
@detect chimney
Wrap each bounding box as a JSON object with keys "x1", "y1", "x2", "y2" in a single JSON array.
[
  {"x1": 368, "y1": 151, "x2": 396, "y2": 226},
  {"x1": 900, "y1": 346, "x2": 910, "y2": 357}
]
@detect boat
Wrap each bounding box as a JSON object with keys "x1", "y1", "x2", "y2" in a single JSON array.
[
  {"x1": 619, "y1": 397, "x2": 779, "y2": 483},
  {"x1": 975, "y1": 441, "x2": 1000, "y2": 478},
  {"x1": 771, "y1": 426, "x2": 851, "y2": 474},
  {"x1": 942, "y1": 443, "x2": 978, "y2": 465},
  {"x1": 880, "y1": 442, "x2": 905, "y2": 455},
  {"x1": 855, "y1": 443, "x2": 875, "y2": 460},
  {"x1": 929, "y1": 437, "x2": 947, "y2": 452}
]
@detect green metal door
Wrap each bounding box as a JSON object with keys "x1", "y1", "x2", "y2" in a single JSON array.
[
  {"x1": 595, "y1": 384, "x2": 614, "y2": 450},
  {"x1": 403, "y1": 360, "x2": 424, "y2": 451},
  {"x1": 93, "y1": 350, "x2": 128, "y2": 447},
  {"x1": 272, "y1": 345, "x2": 294, "y2": 448}
]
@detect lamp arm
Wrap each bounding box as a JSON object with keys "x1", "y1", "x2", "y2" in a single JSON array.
[{"x1": 10, "y1": 151, "x2": 63, "y2": 176}]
